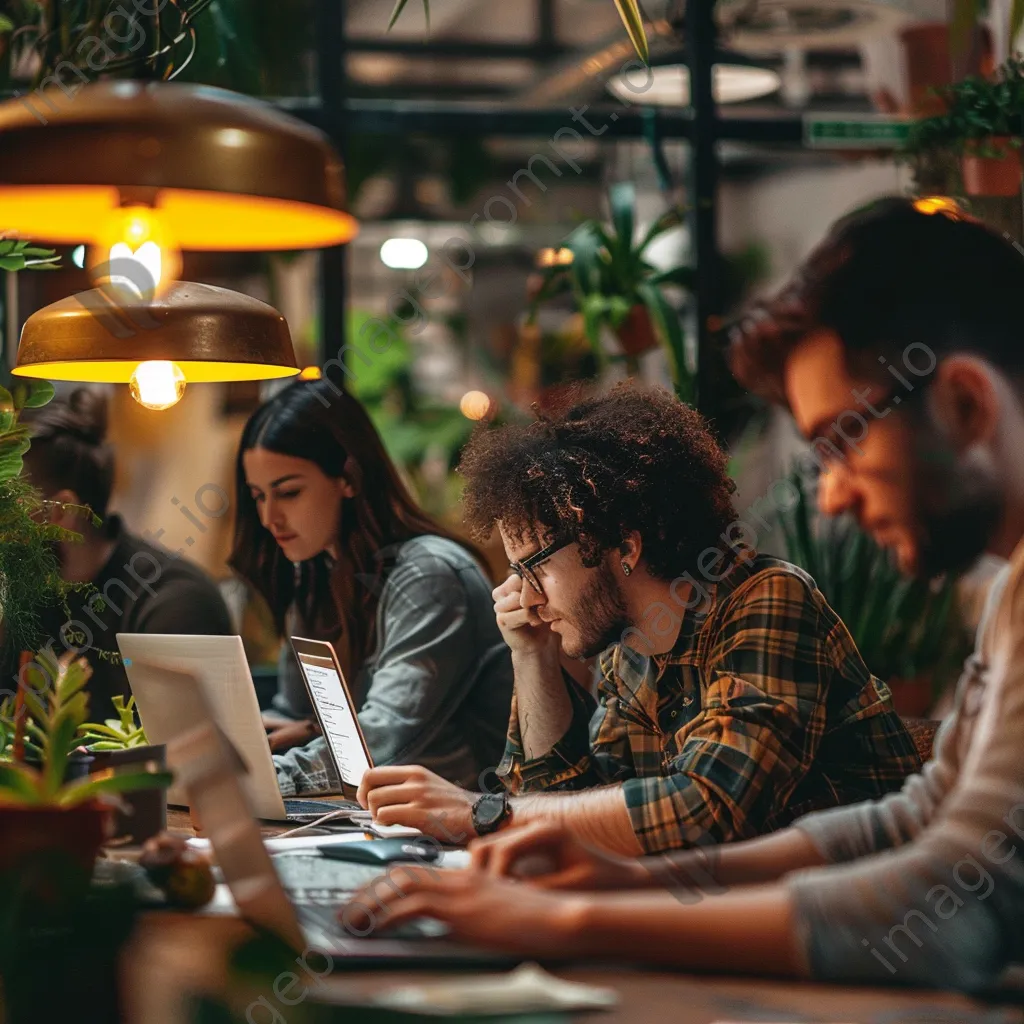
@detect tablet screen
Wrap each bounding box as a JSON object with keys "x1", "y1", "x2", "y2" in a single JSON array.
[{"x1": 293, "y1": 652, "x2": 372, "y2": 788}]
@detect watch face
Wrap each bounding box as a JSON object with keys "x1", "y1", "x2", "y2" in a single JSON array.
[{"x1": 475, "y1": 793, "x2": 506, "y2": 828}]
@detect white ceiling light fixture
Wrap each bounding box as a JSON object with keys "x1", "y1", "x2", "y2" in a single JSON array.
[
  {"x1": 607, "y1": 50, "x2": 781, "y2": 106},
  {"x1": 380, "y1": 237, "x2": 428, "y2": 270}
]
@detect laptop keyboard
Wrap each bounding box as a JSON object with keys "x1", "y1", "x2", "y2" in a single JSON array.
[{"x1": 276, "y1": 853, "x2": 449, "y2": 941}]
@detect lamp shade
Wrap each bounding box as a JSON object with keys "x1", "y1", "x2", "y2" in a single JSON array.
[
  {"x1": 13, "y1": 282, "x2": 300, "y2": 383},
  {"x1": 0, "y1": 81, "x2": 356, "y2": 249},
  {"x1": 607, "y1": 50, "x2": 781, "y2": 106}
]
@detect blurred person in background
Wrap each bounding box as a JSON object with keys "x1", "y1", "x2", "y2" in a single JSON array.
[
  {"x1": 230, "y1": 378, "x2": 513, "y2": 794},
  {"x1": 344, "y1": 198, "x2": 1024, "y2": 993},
  {"x1": 14, "y1": 388, "x2": 232, "y2": 716}
]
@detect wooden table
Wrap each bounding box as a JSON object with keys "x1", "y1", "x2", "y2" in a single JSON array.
[{"x1": 125, "y1": 808, "x2": 1024, "y2": 1024}]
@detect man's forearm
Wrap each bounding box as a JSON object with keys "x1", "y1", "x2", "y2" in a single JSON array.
[
  {"x1": 511, "y1": 787, "x2": 643, "y2": 856},
  {"x1": 626, "y1": 827, "x2": 826, "y2": 892},
  {"x1": 513, "y1": 647, "x2": 575, "y2": 760},
  {"x1": 565, "y1": 885, "x2": 802, "y2": 976}
]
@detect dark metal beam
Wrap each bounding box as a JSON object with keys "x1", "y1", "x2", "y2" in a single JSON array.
[
  {"x1": 316, "y1": 0, "x2": 347, "y2": 370},
  {"x1": 686, "y1": 0, "x2": 722, "y2": 427},
  {"x1": 283, "y1": 97, "x2": 805, "y2": 143},
  {"x1": 344, "y1": 38, "x2": 568, "y2": 60}
]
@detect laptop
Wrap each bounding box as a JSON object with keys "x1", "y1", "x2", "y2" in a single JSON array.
[
  {"x1": 117, "y1": 634, "x2": 361, "y2": 823},
  {"x1": 137, "y1": 657, "x2": 515, "y2": 967}
]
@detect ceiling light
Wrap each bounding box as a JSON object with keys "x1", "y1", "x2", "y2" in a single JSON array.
[
  {"x1": 380, "y1": 238, "x2": 428, "y2": 270},
  {"x1": 607, "y1": 52, "x2": 781, "y2": 106},
  {"x1": 13, "y1": 282, "x2": 299, "y2": 411},
  {"x1": 0, "y1": 81, "x2": 357, "y2": 256}
]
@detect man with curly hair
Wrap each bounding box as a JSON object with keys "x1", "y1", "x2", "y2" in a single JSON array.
[
  {"x1": 346, "y1": 198, "x2": 1024, "y2": 993},
  {"x1": 356, "y1": 381, "x2": 919, "y2": 855}
]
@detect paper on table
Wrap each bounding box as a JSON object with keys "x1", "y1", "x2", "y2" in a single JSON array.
[{"x1": 364, "y1": 963, "x2": 618, "y2": 1016}]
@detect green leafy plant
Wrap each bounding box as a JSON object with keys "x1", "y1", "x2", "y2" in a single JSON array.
[
  {"x1": 529, "y1": 182, "x2": 694, "y2": 401},
  {"x1": 0, "y1": 653, "x2": 171, "y2": 808},
  {"x1": 0, "y1": 378, "x2": 101, "y2": 657},
  {"x1": 387, "y1": 0, "x2": 649, "y2": 61},
  {"x1": 0, "y1": 239, "x2": 58, "y2": 271},
  {"x1": 777, "y1": 467, "x2": 966, "y2": 687},
  {"x1": 905, "y1": 56, "x2": 1024, "y2": 160},
  {"x1": 77, "y1": 695, "x2": 149, "y2": 751}
]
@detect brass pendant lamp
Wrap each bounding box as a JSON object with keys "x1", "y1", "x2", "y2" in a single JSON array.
[
  {"x1": 0, "y1": 80, "x2": 358, "y2": 406},
  {"x1": 14, "y1": 282, "x2": 299, "y2": 410}
]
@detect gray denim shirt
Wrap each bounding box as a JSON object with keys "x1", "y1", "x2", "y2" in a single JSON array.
[{"x1": 273, "y1": 535, "x2": 513, "y2": 794}]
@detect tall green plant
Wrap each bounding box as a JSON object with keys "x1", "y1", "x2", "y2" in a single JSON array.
[
  {"x1": 529, "y1": 183, "x2": 694, "y2": 401},
  {"x1": 777, "y1": 467, "x2": 965, "y2": 685}
]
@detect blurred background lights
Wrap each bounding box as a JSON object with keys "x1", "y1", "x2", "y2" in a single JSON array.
[
  {"x1": 460, "y1": 390, "x2": 493, "y2": 421},
  {"x1": 380, "y1": 237, "x2": 428, "y2": 270}
]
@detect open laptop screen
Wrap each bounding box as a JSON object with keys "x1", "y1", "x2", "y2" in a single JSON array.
[{"x1": 290, "y1": 637, "x2": 373, "y2": 789}]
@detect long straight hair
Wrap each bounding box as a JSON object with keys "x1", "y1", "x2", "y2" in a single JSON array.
[{"x1": 229, "y1": 379, "x2": 485, "y2": 670}]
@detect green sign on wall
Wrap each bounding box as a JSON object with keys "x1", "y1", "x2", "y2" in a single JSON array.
[{"x1": 803, "y1": 116, "x2": 911, "y2": 149}]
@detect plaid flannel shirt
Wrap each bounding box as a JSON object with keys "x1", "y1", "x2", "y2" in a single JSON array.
[{"x1": 497, "y1": 554, "x2": 922, "y2": 854}]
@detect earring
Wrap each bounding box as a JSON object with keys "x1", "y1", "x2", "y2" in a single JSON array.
[{"x1": 621, "y1": 561, "x2": 632, "y2": 576}]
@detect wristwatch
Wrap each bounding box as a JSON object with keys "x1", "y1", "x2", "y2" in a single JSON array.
[{"x1": 471, "y1": 791, "x2": 512, "y2": 836}]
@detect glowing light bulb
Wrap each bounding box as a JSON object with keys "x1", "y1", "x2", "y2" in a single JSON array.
[
  {"x1": 130, "y1": 361, "x2": 186, "y2": 410},
  {"x1": 380, "y1": 238, "x2": 428, "y2": 270},
  {"x1": 88, "y1": 206, "x2": 181, "y2": 299},
  {"x1": 460, "y1": 390, "x2": 492, "y2": 421}
]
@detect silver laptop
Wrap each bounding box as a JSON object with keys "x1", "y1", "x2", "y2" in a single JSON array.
[
  {"x1": 117, "y1": 634, "x2": 359, "y2": 822},
  {"x1": 137, "y1": 657, "x2": 514, "y2": 967}
]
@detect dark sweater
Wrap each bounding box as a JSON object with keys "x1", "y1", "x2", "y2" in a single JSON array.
[{"x1": 20, "y1": 515, "x2": 233, "y2": 716}]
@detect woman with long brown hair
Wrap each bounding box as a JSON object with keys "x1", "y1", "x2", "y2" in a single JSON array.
[{"x1": 230, "y1": 379, "x2": 513, "y2": 795}]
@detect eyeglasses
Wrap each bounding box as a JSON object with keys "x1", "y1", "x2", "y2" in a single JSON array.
[{"x1": 509, "y1": 534, "x2": 573, "y2": 595}]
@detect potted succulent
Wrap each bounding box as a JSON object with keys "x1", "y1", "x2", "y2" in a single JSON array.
[
  {"x1": 778, "y1": 468, "x2": 969, "y2": 717},
  {"x1": 528, "y1": 182, "x2": 695, "y2": 401},
  {"x1": 78, "y1": 695, "x2": 168, "y2": 843},
  {"x1": 0, "y1": 654, "x2": 172, "y2": 873}
]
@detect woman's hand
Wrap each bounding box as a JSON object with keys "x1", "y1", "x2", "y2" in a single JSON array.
[
  {"x1": 470, "y1": 821, "x2": 652, "y2": 891},
  {"x1": 339, "y1": 864, "x2": 589, "y2": 957},
  {"x1": 264, "y1": 716, "x2": 319, "y2": 753},
  {"x1": 357, "y1": 765, "x2": 476, "y2": 842}
]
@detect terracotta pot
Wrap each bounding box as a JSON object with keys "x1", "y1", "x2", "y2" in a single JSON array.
[
  {"x1": 899, "y1": 23, "x2": 993, "y2": 117},
  {"x1": 887, "y1": 675, "x2": 934, "y2": 719},
  {"x1": 88, "y1": 744, "x2": 167, "y2": 844},
  {"x1": 0, "y1": 802, "x2": 111, "y2": 875},
  {"x1": 961, "y1": 138, "x2": 1023, "y2": 196},
  {"x1": 900, "y1": 24, "x2": 952, "y2": 116},
  {"x1": 615, "y1": 304, "x2": 659, "y2": 357}
]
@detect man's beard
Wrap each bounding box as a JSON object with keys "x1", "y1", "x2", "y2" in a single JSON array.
[
  {"x1": 914, "y1": 439, "x2": 1003, "y2": 578},
  {"x1": 562, "y1": 559, "x2": 632, "y2": 659}
]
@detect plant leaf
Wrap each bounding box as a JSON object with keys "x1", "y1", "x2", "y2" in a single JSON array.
[
  {"x1": 387, "y1": 0, "x2": 413, "y2": 30},
  {"x1": 0, "y1": 764, "x2": 41, "y2": 804},
  {"x1": 612, "y1": 0, "x2": 648, "y2": 62},
  {"x1": 23, "y1": 380, "x2": 55, "y2": 409},
  {"x1": 1013, "y1": 0, "x2": 1024, "y2": 47},
  {"x1": 950, "y1": 0, "x2": 980, "y2": 59},
  {"x1": 608, "y1": 181, "x2": 636, "y2": 266},
  {"x1": 650, "y1": 265, "x2": 697, "y2": 289},
  {"x1": 636, "y1": 281, "x2": 688, "y2": 394},
  {"x1": 57, "y1": 770, "x2": 174, "y2": 808}
]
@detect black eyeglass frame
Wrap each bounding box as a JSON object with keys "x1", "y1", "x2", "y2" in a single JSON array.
[{"x1": 509, "y1": 534, "x2": 573, "y2": 595}]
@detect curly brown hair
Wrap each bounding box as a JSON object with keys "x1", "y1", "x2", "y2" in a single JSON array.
[{"x1": 457, "y1": 382, "x2": 737, "y2": 581}]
